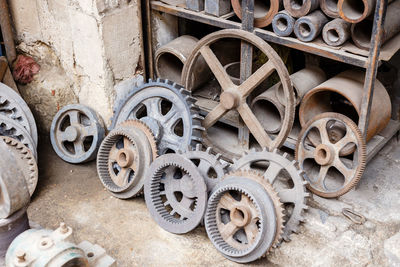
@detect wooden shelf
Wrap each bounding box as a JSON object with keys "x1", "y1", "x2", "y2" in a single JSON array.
[{"x1": 151, "y1": 1, "x2": 400, "y2": 68}]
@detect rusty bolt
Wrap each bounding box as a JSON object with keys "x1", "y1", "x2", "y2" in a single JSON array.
[
  {"x1": 16, "y1": 250, "x2": 26, "y2": 262},
  {"x1": 59, "y1": 222, "x2": 69, "y2": 234}
]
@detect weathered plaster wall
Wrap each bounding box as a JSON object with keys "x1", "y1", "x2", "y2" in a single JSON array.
[{"x1": 9, "y1": 0, "x2": 143, "y2": 132}]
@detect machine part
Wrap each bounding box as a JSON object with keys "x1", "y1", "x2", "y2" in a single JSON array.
[
  {"x1": 186, "y1": 0, "x2": 204, "y2": 11},
  {"x1": 283, "y1": 0, "x2": 320, "y2": 18},
  {"x1": 0, "y1": 138, "x2": 30, "y2": 219},
  {"x1": 155, "y1": 35, "x2": 209, "y2": 88},
  {"x1": 275, "y1": 67, "x2": 326, "y2": 106},
  {"x1": 294, "y1": 10, "x2": 329, "y2": 42},
  {"x1": 322, "y1": 18, "x2": 351, "y2": 47},
  {"x1": 205, "y1": 177, "x2": 277, "y2": 263},
  {"x1": 299, "y1": 70, "x2": 391, "y2": 143},
  {"x1": 0, "y1": 207, "x2": 29, "y2": 257},
  {"x1": 111, "y1": 79, "x2": 204, "y2": 154},
  {"x1": 1, "y1": 136, "x2": 38, "y2": 196},
  {"x1": 205, "y1": 0, "x2": 231, "y2": 17},
  {"x1": 97, "y1": 125, "x2": 154, "y2": 199},
  {"x1": 231, "y1": 0, "x2": 281, "y2": 28},
  {"x1": 226, "y1": 170, "x2": 285, "y2": 249},
  {"x1": 342, "y1": 208, "x2": 366, "y2": 224},
  {"x1": 50, "y1": 104, "x2": 105, "y2": 164},
  {"x1": 320, "y1": 0, "x2": 340, "y2": 18},
  {"x1": 77, "y1": 241, "x2": 116, "y2": 267},
  {"x1": 182, "y1": 29, "x2": 295, "y2": 157},
  {"x1": 144, "y1": 153, "x2": 207, "y2": 234},
  {"x1": 338, "y1": 0, "x2": 375, "y2": 23},
  {"x1": 6, "y1": 223, "x2": 89, "y2": 267},
  {"x1": 231, "y1": 148, "x2": 309, "y2": 241},
  {"x1": 295, "y1": 113, "x2": 366, "y2": 198},
  {"x1": 0, "y1": 83, "x2": 38, "y2": 146},
  {"x1": 251, "y1": 84, "x2": 285, "y2": 134},
  {"x1": 351, "y1": 0, "x2": 400, "y2": 50},
  {"x1": 224, "y1": 62, "x2": 241, "y2": 85},
  {"x1": 272, "y1": 11, "x2": 296, "y2": 37},
  {"x1": 182, "y1": 144, "x2": 229, "y2": 192}
]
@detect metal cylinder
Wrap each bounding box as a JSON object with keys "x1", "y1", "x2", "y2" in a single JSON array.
[
  {"x1": 294, "y1": 10, "x2": 329, "y2": 42},
  {"x1": 0, "y1": 207, "x2": 29, "y2": 257},
  {"x1": 272, "y1": 10, "x2": 296, "y2": 37},
  {"x1": 338, "y1": 0, "x2": 375, "y2": 23},
  {"x1": 351, "y1": 0, "x2": 400, "y2": 50},
  {"x1": 275, "y1": 67, "x2": 326, "y2": 106},
  {"x1": 299, "y1": 70, "x2": 391, "y2": 142},
  {"x1": 283, "y1": 0, "x2": 319, "y2": 18},
  {"x1": 251, "y1": 84, "x2": 285, "y2": 134},
  {"x1": 155, "y1": 35, "x2": 208, "y2": 87},
  {"x1": 322, "y1": 18, "x2": 351, "y2": 47},
  {"x1": 231, "y1": 0, "x2": 282, "y2": 28},
  {"x1": 224, "y1": 61, "x2": 241, "y2": 85},
  {"x1": 320, "y1": 0, "x2": 340, "y2": 18}
]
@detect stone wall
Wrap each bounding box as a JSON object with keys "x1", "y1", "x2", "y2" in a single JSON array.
[{"x1": 9, "y1": 0, "x2": 144, "y2": 132}]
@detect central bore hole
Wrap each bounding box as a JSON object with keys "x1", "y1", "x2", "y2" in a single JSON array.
[
  {"x1": 317, "y1": 148, "x2": 328, "y2": 160},
  {"x1": 291, "y1": 0, "x2": 304, "y2": 9},
  {"x1": 342, "y1": 0, "x2": 366, "y2": 20},
  {"x1": 118, "y1": 152, "x2": 127, "y2": 163},
  {"x1": 41, "y1": 241, "x2": 47, "y2": 246},
  {"x1": 327, "y1": 29, "x2": 340, "y2": 42},
  {"x1": 299, "y1": 23, "x2": 312, "y2": 36},
  {"x1": 277, "y1": 17, "x2": 289, "y2": 31},
  {"x1": 232, "y1": 208, "x2": 246, "y2": 222}
]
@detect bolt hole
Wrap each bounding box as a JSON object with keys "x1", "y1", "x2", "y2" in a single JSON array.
[
  {"x1": 87, "y1": 252, "x2": 94, "y2": 258},
  {"x1": 41, "y1": 241, "x2": 47, "y2": 246}
]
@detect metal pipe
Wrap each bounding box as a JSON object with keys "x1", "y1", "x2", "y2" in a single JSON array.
[
  {"x1": 272, "y1": 10, "x2": 296, "y2": 37},
  {"x1": 283, "y1": 0, "x2": 319, "y2": 18},
  {"x1": 322, "y1": 18, "x2": 351, "y2": 47},
  {"x1": 351, "y1": 0, "x2": 399, "y2": 50},
  {"x1": 299, "y1": 70, "x2": 391, "y2": 142},
  {"x1": 338, "y1": 0, "x2": 375, "y2": 23},
  {"x1": 275, "y1": 67, "x2": 326, "y2": 106},
  {"x1": 0, "y1": 0, "x2": 16, "y2": 64},
  {"x1": 231, "y1": 0, "x2": 282, "y2": 27},
  {"x1": 294, "y1": 10, "x2": 329, "y2": 42},
  {"x1": 320, "y1": 0, "x2": 340, "y2": 18}
]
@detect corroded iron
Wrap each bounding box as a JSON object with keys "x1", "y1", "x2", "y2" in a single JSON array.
[
  {"x1": 322, "y1": 18, "x2": 351, "y2": 47},
  {"x1": 272, "y1": 10, "x2": 296, "y2": 37},
  {"x1": 283, "y1": 0, "x2": 320, "y2": 18},
  {"x1": 231, "y1": 0, "x2": 281, "y2": 27},
  {"x1": 338, "y1": 0, "x2": 375, "y2": 23},
  {"x1": 294, "y1": 10, "x2": 329, "y2": 42},
  {"x1": 320, "y1": 0, "x2": 340, "y2": 18}
]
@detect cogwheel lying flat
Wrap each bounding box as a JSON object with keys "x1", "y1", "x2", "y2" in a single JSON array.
[{"x1": 232, "y1": 148, "x2": 310, "y2": 241}]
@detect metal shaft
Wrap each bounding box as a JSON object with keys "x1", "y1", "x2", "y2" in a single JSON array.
[
  {"x1": 322, "y1": 18, "x2": 351, "y2": 47},
  {"x1": 283, "y1": 0, "x2": 319, "y2": 18},
  {"x1": 272, "y1": 10, "x2": 296, "y2": 37},
  {"x1": 294, "y1": 10, "x2": 329, "y2": 42}
]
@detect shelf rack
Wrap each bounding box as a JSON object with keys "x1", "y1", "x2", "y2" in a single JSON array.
[{"x1": 143, "y1": 0, "x2": 400, "y2": 162}]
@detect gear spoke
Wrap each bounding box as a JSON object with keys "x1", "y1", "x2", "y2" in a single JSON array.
[
  {"x1": 238, "y1": 60, "x2": 275, "y2": 98},
  {"x1": 56, "y1": 130, "x2": 69, "y2": 142},
  {"x1": 68, "y1": 110, "x2": 80, "y2": 125},
  {"x1": 219, "y1": 193, "x2": 237, "y2": 210},
  {"x1": 108, "y1": 144, "x2": 119, "y2": 162},
  {"x1": 161, "y1": 105, "x2": 179, "y2": 124},
  {"x1": 333, "y1": 158, "x2": 353, "y2": 179},
  {"x1": 263, "y1": 161, "x2": 284, "y2": 183},
  {"x1": 244, "y1": 221, "x2": 259, "y2": 244},
  {"x1": 334, "y1": 130, "x2": 354, "y2": 151},
  {"x1": 114, "y1": 168, "x2": 130, "y2": 187},
  {"x1": 315, "y1": 165, "x2": 329, "y2": 190},
  {"x1": 316, "y1": 119, "x2": 330, "y2": 144},
  {"x1": 73, "y1": 140, "x2": 85, "y2": 155},
  {"x1": 143, "y1": 98, "x2": 161, "y2": 118},
  {"x1": 203, "y1": 103, "x2": 228, "y2": 129},
  {"x1": 220, "y1": 221, "x2": 239, "y2": 239},
  {"x1": 82, "y1": 124, "x2": 97, "y2": 137}
]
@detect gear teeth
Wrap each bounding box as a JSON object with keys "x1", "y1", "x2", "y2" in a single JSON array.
[
  {"x1": 205, "y1": 146, "x2": 212, "y2": 154},
  {"x1": 221, "y1": 162, "x2": 230, "y2": 170},
  {"x1": 262, "y1": 147, "x2": 268, "y2": 152},
  {"x1": 196, "y1": 143, "x2": 202, "y2": 151},
  {"x1": 192, "y1": 114, "x2": 204, "y2": 120},
  {"x1": 192, "y1": 125, "x2": 205, "y2": 131},
  {"x1": 215, "y1": 153, "x2": 222, "y2": 161}
]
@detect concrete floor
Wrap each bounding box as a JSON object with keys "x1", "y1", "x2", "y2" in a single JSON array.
[{"x1": 26, "y1": 136, "x2": 400, "y2": 266}]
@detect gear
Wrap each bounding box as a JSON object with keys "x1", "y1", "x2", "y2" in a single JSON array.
[
  {"x1": 97, "y1": 124, "x2": 153, "y2": 199},
  {"x1": 226, "y1": 170, "x2": 284, "y2": 250},
  {"x1": 0, "y1": 114, "x2": 37, "y2": 160},
  {"x1": 50, "y1": 104, "x2": 105, "y2": 164},
  {"x1": 144, "y1": 153, "x2": 207, "y2": 234},
  {"x1": 181, "y1": 144, "x2": 229, "y2": 192},
  {"x1": 231, "y1": 148, "x2": 309, "y2": 241},
  {"x1": 0, "y1": 83, "x2": 38, "y2": 146},
  {"x1": 1, "y1": 136, "x2": 38, "y2": 196},
  {"x1": 205, "y1": 177, "x2": 277, "y2": 263},
  {"x1": 111, "y1": 78, "x2": 204, "y2": 154},
  {"x1": 295, "y1": 112, "x2": 366, "y2": 198}
]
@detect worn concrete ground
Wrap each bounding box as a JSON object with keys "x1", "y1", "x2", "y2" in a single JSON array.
[{"x1": 26, "y1": 136, "x2": 400, "y2": 266}]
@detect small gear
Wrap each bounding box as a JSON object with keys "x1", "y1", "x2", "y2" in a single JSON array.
[
  {"x1": 181, "y1": 144, "x2": 230, "y2": 192},
  {"x1": 111, "y1": 79, "x2": 204, "y2": 154},
  {"x1": 144, "y1": 153, "x2": 207, "y2": 234},
  {"x1": 205, "y1": 177, "x2": 277, "y2": 263},
  {"x1": 295, "y1": 112, "x2": 366, "y2": 198},
  {"x1": 1, "y1": 136, "x2": 38, "y2": 196},
  {"x1": 226, "y1": 170, "x2": 284, "y2": 250},
  {"x1": 0, "y1": 114, "x2": 37, "y2": 160},
  {"x1": 232, "y1": 148, "x2": 310, "y2": 241},
  {"x1": 97, "y1": 124, "x2": 153, "y2": 199}
]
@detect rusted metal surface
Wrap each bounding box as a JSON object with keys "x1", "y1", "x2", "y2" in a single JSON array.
[
  {"x1": 294, "y1": 10, "x2": 329, "y2": 42},
  {"x1": 322, "y1": 18, "x2": 351, "y2": 47},
  {"x1": 186, "y1": 0, "x2": 204, "y2": 11},
  {"x1": 299, "y1": 70, "x2": 391, "y2": 142},
  {"x1": 338, "y1": 0, "x2": 375, "y2": 23},
  {"x1": 231, "y1": 0, "x2": 281, "y2": 27},
  {"x1": 320, "y1": 0, "x2": 340, "y2": 18},
  {"x1": 283, "y1": 0, "x2": 320, "y2": 18},
  {"x1": 205, "y1": 0, "x2": 231, "y2": 16},
  {"x1": 0, "y1": 0, "x2": 16, "y2": 64},
  {"x1": 351, "y1": 0, "x2": 398, "y2": 51},
  {"x1": 272, "y1": 10, "x2": 296, "y2": 37}
]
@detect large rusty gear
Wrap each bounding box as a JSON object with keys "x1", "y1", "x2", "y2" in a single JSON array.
[
  {"x1": 181, "y1": 29, "x2": 295, "y2": 159},
  {"x1": 111, "y1": 79, "x2": 204, "y2": 154},
  {"x1": 295, "y1": 112, "x2": 366, "y2": 198},
  {"x1": 97, "y1": 124, "x2": 154, "y2": 199},
  {"x1": 231, "y1": 148, "x2": 309, "y2": 241},
  {"x1": 181, "y1": 144, "x2": 230, "y2": 192},
  {"x1": 205, "y1": 177, "x2": 277, "y2": 263},
  {"x1": 226, "y1": 170, "x2": 285, "y2": 250},
  {"x1": 144, "y1": 153, "x2": 207, "y2": 234},
  {"x1": 1, "y1": 136, "x2": 38, "y2": 196}
]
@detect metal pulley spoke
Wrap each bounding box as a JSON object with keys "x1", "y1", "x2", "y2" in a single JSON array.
[
  {"x1": 68, "y1": 110, "x2": 80, "y2": 124},
  {"x1": 143, "y1": 98, "x2": 162, "y2": 118},
  {"x1": 202, "y1": 104, "x2": 227, "y2": 129},
  {"x1": 238, "y1": 60, "x2": 275, "y2": 97}
]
